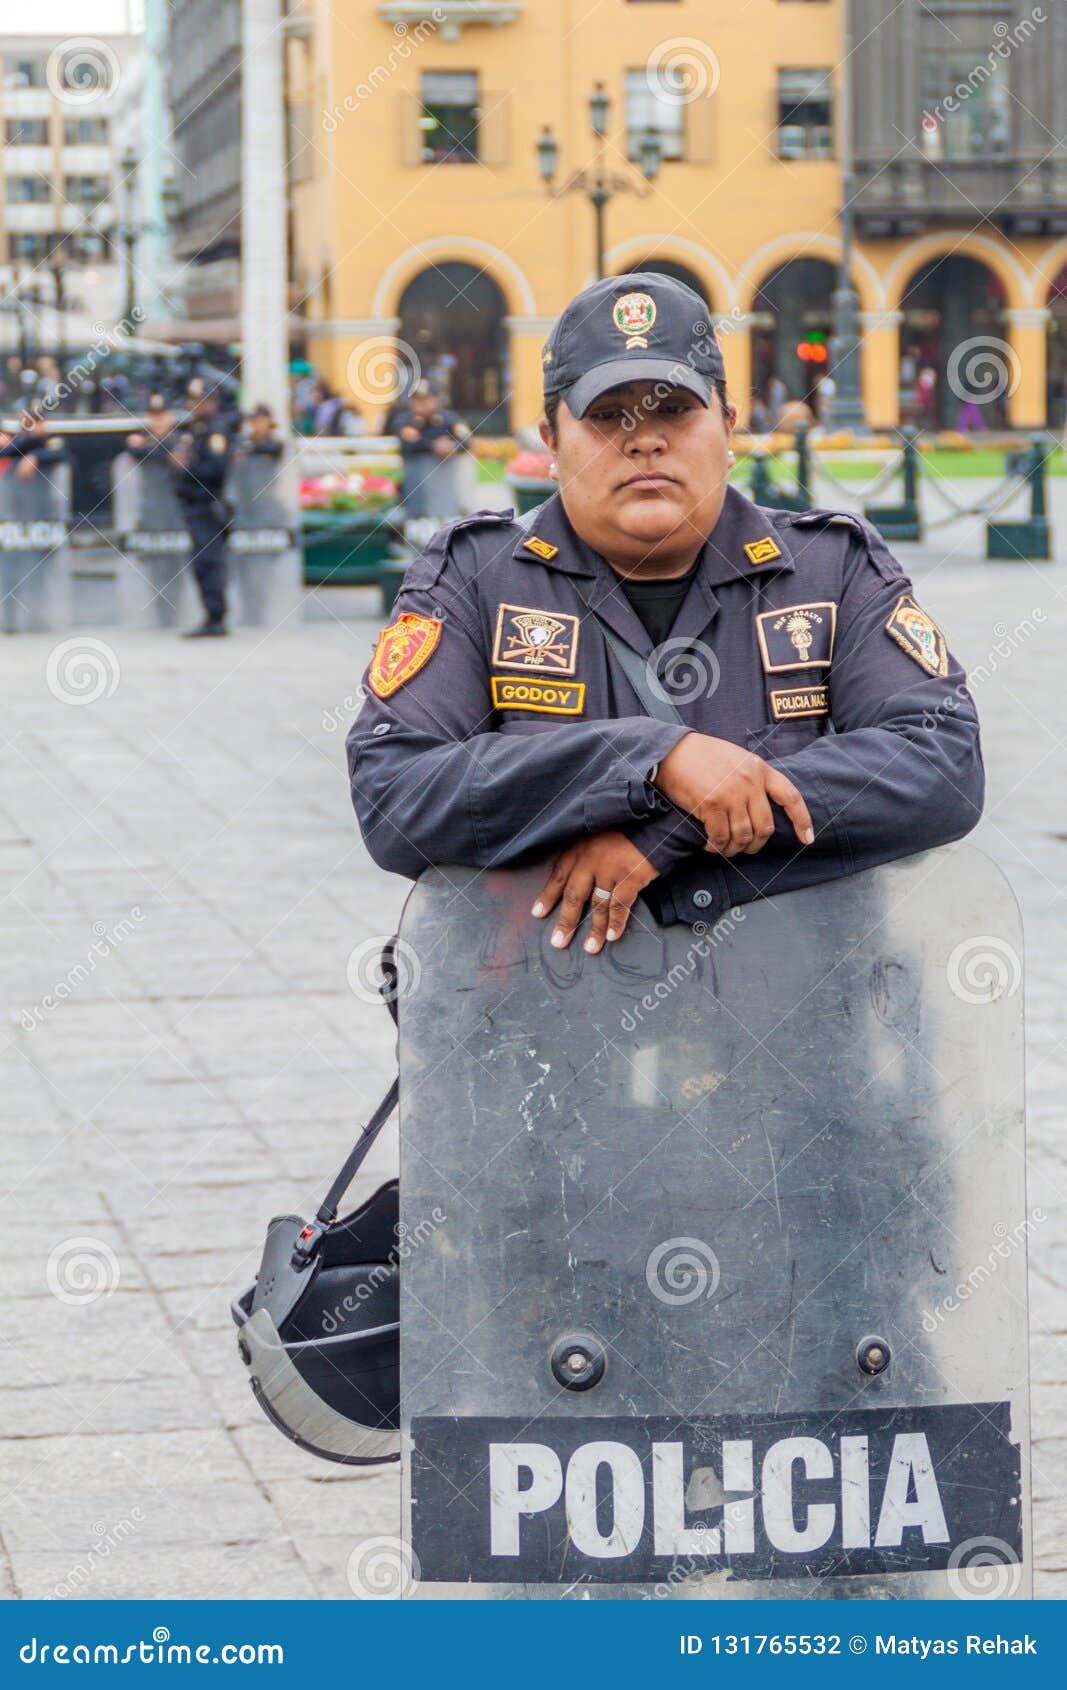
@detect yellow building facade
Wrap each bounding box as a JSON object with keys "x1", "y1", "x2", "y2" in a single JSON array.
[{"x1": 288, "y1": 1, "x2": 1067, "y2": 434}]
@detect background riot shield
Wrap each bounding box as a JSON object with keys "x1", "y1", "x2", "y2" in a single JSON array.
[{"x1": 398, "y1": 847, "x2": 1030, "y2": 1600}]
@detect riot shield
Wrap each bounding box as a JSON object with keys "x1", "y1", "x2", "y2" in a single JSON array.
[
  {"x1": 0, "y1": 459, "x2": 70, "y2": 632},
  {"x1": 398, "y1": 846, "x2": 1030, "y2": 1600},
  {"x1": 227, "y1": 450, "x2": 301, "y2": 626},
  {"x1": 113, "y1": 452, "x2": 196, "y2": 629}
]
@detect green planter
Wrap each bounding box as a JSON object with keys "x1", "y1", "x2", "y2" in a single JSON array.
[
  {"x1": 301, "y1": 507, "x2": 399, "y2": 585},
  {"x1": 506, "y1": 476, "x2": 556, "y2": 516}
]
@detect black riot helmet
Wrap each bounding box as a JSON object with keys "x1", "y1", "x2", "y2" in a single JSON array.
[{"x1": 232, "y1": 951, "x2": 402, "y2": 1465}]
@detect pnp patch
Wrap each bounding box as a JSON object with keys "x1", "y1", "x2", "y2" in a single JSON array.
[
  {"x1": 771, "y1": 685, "x2": 830, "y2": 721},
  {"x1": 523, "y1": 535, "x2": 559, "y2": 561},
  {"x1": 492, "y1": 603, "x2": 579, "y2": 675},
  {"x1": 756, "y1": 601, "x2": 837, "y2": 672},
  {"x1": 744, "y1": 535, "x2": 782, "y2": 567},
  {"x1": 491, "y1": 678, "x2": 585, "y2": 715},
  {"x1": 886, "y1": 594, "x2": 949, "y2": 677}
]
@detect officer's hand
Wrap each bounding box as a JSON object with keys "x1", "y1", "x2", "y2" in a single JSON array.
[
  {"x1": 531, "y1": 832, "x2": 658, "y2": 954},
  {"x1": 15, "y1": 454, "x2": 38, "y2": 481},
  {"x1": 431, "y1": 436, "x2": 456, "y2": 459},
  {"x1": 126, "y1": 431, "x2": 147, "y2": 448},
  {"x1": 170, "y1": 439, "x2": 194, "y2": 467},
  {"x1": 655, "y1": 732, "x2": 814, "y2": 856},
  {"x1": 399, "y1": 425, "x2": 419, "y2": 443}
]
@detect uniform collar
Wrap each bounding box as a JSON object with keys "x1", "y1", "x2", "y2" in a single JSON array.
[{"x1": 510, "y1": 483, "x2": 796, "y2": 587}]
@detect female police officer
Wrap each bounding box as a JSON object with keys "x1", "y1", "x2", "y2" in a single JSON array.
[{"x1": 347, "y1": 272, "x2": 982, "y2": 952}]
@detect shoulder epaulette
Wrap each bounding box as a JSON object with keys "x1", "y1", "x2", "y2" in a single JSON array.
[{"x1": 785, "y1": 508, "x2": 867, "y2": 533}]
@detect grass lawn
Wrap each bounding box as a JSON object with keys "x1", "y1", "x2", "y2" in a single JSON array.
[{"x1": 477, "y1": 445, "x2": 1066, "y2": 488}]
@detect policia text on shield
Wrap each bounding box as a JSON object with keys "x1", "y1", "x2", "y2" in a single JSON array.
[{"x1": 235, "y1": 276, "x2": 1027, "y2": 1600}]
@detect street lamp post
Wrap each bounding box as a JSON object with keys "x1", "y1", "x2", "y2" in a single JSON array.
[
  {"x1": 119, "y1": 146, "x2": 139, "y2": 323},
  {"x1": 831, "y1": 0, "x2": 867, "y2": 431},
  {"x1": 537, "y1": 83, "x2": 662, "y2": 282}
]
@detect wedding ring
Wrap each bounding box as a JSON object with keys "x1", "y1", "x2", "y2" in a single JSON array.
[{"x1": 592, "y1": 887, "x2": 612, "y2": 902}]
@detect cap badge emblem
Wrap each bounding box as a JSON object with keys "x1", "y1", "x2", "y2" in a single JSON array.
[{"x1": 612, "y1": 291, "x2": 657, "y2": 350}]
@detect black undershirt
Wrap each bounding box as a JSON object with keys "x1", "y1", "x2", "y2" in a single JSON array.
[{"x1": 615, "y1": 557, "x2": 700, "y2": 647}]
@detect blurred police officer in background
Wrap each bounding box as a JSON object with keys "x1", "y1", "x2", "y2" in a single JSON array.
[
  {"x1": 127, "y1": 378, "x2": 233, "y2": 638},
  {"x1": 394, "y1": 380, "x2": 471, "y2": 519},
  {"x1": 347, "y1": 273, "x2": 982, "y2": 951},
  {"x1": 0, "y1": 406, "x2": 69, "y2": 482}
]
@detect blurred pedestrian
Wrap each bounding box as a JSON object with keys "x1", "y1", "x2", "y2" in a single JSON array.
[{"x1": 394, "y1": 381, "x2": 470, "y2": 519}]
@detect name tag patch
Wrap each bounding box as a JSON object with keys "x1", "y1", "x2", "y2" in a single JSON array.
[
  {"x1": 756, "y1": 601, "x2": 837, "y2": 672},
  {"x1": 771, "y1": 685, "x2": 830, "y2": 721},
  {"x1": 492, "y1": 603, "x2": 580, "y2": 675},
  {"x1": 491, "y1": 677, "x2": 585, "y2": 715}
]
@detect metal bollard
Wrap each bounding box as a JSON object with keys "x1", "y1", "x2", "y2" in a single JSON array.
[
  {"x1": 0, "y1": 459, "x2": 71, "y2": 632},
  {"x1": 227, "y1": 449, "x2": 302, "y2": 626},
  {"x1": 748, "y1": 448, "x2": 774, "y2": 508},
  {"x1": 987, "y1": 432, "x2": 1053, "y2": 561},
  {"x1": 113, "y1": 453, "x2": 197, "y2": 628},
  {"x1": 866, "y1": 425, "x2": 922, "y2": 542}
]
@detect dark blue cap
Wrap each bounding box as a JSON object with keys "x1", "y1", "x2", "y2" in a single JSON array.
[{"x1": 542, "y1": 271, "x2": 725, "y2": 418}]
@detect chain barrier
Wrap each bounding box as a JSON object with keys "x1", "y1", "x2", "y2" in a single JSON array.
[
  {"x1": 921, "y1": 473, "x2": 1031, "y2": 529},
  {"x1": 810, "y1": 453, "x2": 903, "y2": 503}
]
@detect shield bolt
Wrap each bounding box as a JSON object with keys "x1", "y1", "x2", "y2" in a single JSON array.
[
  {"x1": 856, "y1": 1335, "x2": 891, "y2": 1376},
  {"x1": 550, "y1": 1332, "x2": 607, "y2": 1391}
]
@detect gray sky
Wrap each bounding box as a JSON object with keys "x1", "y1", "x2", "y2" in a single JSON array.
[{"x1": 3, "y1": 1, "x2": 141, "y2": 32}]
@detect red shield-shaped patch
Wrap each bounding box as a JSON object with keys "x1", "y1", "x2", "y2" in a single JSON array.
[{"x1": 368, "y1": 612, "x2": 442, "y2": 699}]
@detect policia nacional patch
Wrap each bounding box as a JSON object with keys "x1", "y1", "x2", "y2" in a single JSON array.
[
  {"x1": 770, "y1": 685, "x2": 829, "y2": 721},
  {"x1": 886, "y1": 594, "x2": 949, "y2": 677}
]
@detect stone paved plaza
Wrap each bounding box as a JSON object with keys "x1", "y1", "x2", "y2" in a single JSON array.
[{"x1": 1, "y1": 503, "x2": 1065, "y2": 1599}]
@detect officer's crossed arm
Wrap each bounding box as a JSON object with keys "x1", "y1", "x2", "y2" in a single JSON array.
[
  {"x1": 685, "y1": 529, "x2": 983, "y2": 917},
  {"x1": 347, "y1": 543, "x2": 691, "y2": 881}
]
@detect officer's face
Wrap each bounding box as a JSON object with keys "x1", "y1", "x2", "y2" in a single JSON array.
[{"x1": 544, "y1": 382, "x2": 735, "y2": 572}]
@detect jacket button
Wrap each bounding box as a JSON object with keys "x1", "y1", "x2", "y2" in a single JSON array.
[
  {"x1": 372, "y1": 722, "x2": 391, "y2": 737},
  {"x1": 692, "y1": 889, "x2": 713, "y2": 909}
]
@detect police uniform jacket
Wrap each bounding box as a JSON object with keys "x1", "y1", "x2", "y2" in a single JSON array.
[
  {"x1": 347, "y1": 486, "x2": 983, "y2": 927},
  {"x1": 395, "y1": 407, "x2": 465, "y2": 460},
  {"x1": 0, "y1": 429, "x2": 69, "y2": 468}
]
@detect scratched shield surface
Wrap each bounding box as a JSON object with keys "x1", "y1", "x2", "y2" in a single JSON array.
[{"x1": 398, "y1": 847, "x2": 1030, "y2": 1599}]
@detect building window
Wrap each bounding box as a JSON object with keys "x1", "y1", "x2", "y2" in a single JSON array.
[
  {"x1": 625, "y1": 68, "x2": 686, "y2": 162},
  {"x1": 2, "y1": 55, "x2": 47, "y2": 90},
  {"x1": 9, "y1": 234, "x2": 51, "y2": 262},
  {"x1": 64, "y1": 175, "x2": 110, "y2": 208},
  {"x1": 419, "y1": 72, "x2": 479, "y2": 164},
  {"x1": 776, "y1": 69, "x2": 833, "y2": 158},
  {"x1": 63, "y1": 117, "x2": 109, "y2": 145},
  {"x1": 920, "y1": 54, "x2": 1011, "y2": 159},
  {"x1": 6, "y1": 177, "x2": 52, "y2": 204},
  {"x1": 5, "y1": 119, "x2": 49, "y2": 146}
]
